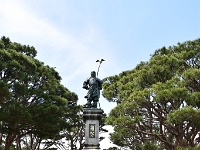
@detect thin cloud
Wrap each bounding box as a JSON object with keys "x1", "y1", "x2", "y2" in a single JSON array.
[{"x1": 0, "y1": 1, "x2": 120, "y2": 93}]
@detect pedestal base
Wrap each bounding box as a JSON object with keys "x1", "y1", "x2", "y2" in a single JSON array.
[
  {"x1": 83, "y1": 144, "x2": 101, "y2": 150},
  {"x1": 83, "y1": 108, "x2": 103, "y2": 150}
]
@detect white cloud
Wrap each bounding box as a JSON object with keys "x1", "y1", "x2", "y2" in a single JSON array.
[
  {"x1": 0, "y1": 1, "x2": 120, "y2": 114},
  {"x1": 0, "y1": 1, "x2": 119, "y2": 74}
]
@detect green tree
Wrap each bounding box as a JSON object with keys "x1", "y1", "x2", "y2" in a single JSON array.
[
  {"x1": 0, "y1": 36, "x2": 80, "y2": 149},
  {"x1": 103, "y1": 38, "x2": 200, "y2": 150}
]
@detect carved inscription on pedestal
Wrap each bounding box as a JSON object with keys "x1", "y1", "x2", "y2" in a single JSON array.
[{"x1": 89, "y1": 124, "x2": 95, "y2": 138}]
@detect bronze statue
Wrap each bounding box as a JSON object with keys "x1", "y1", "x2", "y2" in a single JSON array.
[{"x1": 83, "y1": 71, "x2": 103, "y2": 108}]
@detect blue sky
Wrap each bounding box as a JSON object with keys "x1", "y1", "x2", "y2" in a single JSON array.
[{"x1": 0, "y1": 0, "x2": 199, "y2": 115}]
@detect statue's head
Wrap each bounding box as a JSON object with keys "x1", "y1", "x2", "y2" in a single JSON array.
[{"x1": 91, "y1": 71, "x2": 96, "y2": 78}]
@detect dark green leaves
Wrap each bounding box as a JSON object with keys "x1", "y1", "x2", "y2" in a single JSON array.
[
  {"x1": 0, "y1": 36, "x2": 80, "y2": 149},
  {"x1": 103, "y1": 38, "x2": 200, "y2": 149}
]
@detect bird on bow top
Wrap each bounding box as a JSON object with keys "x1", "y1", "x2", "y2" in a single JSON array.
[
  {"x1": 96, "y1": 59, "x2": 105, "y2": 77},
  {"x1": 96, "y1": 59, "x2": 105, "y2": 64}
]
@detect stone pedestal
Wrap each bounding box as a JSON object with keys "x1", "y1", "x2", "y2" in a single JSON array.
[{"x1": 83, "y1": 108, "x2": 103, "y2": 150}]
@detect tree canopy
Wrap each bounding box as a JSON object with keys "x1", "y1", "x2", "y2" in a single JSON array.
[
  {"x1": 0, "y1": 36, "x2": 80, "y2": 150},
  {"x1": 102, "y1": 38, "x2": 200, "y2": 150}
]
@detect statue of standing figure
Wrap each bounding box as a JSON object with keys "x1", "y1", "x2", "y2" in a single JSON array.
[{"x1": 83, "y1": 71, "x2": 103, "y2": 108}]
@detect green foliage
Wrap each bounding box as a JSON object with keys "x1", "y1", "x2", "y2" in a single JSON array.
[
  {"x1": 167, "y1": 106, "x2": 200, "y2": 127},
  {"x1": 176, "y1": 146, "x2": 200, "y2": 150},
  {"x1": 103, "y1": 38, "x2": 200, "y2": 149},
  {"x1": 142, "y1": 142, "x2": 159, "y2": 150},
  {"x1": 0, "y1": 36, "x2": 80, "y2": 149}
]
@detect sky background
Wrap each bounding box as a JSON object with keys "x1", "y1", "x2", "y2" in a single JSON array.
[{"x1": 0, "y1": 0, "x2": 199, "y2": 148}]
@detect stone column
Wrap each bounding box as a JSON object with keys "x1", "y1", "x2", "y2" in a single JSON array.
[{"x1": 83, "y1": 108, "x2": 103, "y2": 150}]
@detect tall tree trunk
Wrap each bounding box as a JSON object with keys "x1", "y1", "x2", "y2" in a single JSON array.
[
  {"x1": 0, "y1": 133, "x2": 2, "y2": 146},
  {"x1": 4, "y1": 134, "x2": 15, "y2": 150},
  {"x1": 16, "y1": 138, "x2": 22, "y2": 150},
  {"x1": 0, "y1": 121, "x2": 2, "y2": 146}
]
